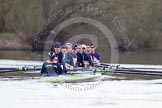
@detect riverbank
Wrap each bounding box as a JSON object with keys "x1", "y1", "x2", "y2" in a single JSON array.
[
  {"x1": 1, "y1": 33, "x2": 162, "y2": 51},
  {"x1": 0, "y1": 33, "x2": 30, "y2": 50}
]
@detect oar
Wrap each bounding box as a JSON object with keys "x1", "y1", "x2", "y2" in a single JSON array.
[
  {"x1": 0, "y1": 66, "x2": 94, "y2": 74},
  {"x1": 99, "y1": 64, "x2": 162, "y2": 74},
  {"x1": 0, "y1": 70, "x2": 20, "y2": 73},
  {"x1": 100, "y1": 63, "x2": 162, "y2": 70},
  {"x1": 70, "y1": 66, "x2": 162, "y2": 76},
  {"x1": 102, "y1": 70, "x2": 162, "y2": 76},
  {"x1": 94, "y1": 66, "x2": 162, "y2": 76},
  {"x1": 1, "y1": 65, "x2": 162, "y2": 76},
  {"x1": 0, "y1": 66, "x2": 42, "y2": 73}
]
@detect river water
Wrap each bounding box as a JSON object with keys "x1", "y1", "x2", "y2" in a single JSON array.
[
  {"x1": 0, "y1": 50, "x2": 162, "y2": 64},
  {"x1": 0, "y1": 51, "x2": 162, "y2": 108},
  {"x1": 0, "y1": 77, "x2": 162, "y2": 108}
]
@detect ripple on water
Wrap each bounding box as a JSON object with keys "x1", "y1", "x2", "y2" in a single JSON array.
[{"x1": 0, "y1": 77, "x2": 162, "y2": 108}]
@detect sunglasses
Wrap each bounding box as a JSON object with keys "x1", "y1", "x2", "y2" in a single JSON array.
[{"x1": 54, "y1": 46, "x2": 60, "y2": 48}]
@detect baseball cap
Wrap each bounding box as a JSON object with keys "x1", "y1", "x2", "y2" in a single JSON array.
[
  {"x1": 82, "y1": 44, "x2": 87, "y2": 49},
  {"x1": 72, "y1": 44, "x2": 77, "y2": 50},
  {"x1": 54, "y1": 42, "x2": 61, "y2": 47}
]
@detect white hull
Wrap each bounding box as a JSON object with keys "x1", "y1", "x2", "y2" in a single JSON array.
[{"x1": 39, "y1": 73, "x2": 102, "y2": 83}]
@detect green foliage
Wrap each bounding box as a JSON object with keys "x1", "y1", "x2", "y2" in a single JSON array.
[
  {"x1": 0, "y1": 33, "x2": 14, "y2": 38},
  {"x1": 0, "y1": 0, "x2": 162, "y2": 50}
]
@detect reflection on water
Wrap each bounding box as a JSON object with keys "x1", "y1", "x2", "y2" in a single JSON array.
[
  {"x1": 119, "y1": 51, "x2": 162, "y2": 64},
  {"x1": 0, "y1": 50, "x2": 162, "y2": 64},
  {"x1": 0, "y1": 50, "x2": 43, "y2": 61}
]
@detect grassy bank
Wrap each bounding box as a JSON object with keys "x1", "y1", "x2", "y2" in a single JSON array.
[
  {"x1": 0, "y1": 33, "x2": 14, "y2": 38},
  {"x1": 0, "y1": 33, "x2": 30, "y2": 50},
  {"x1": 1, "y1": 32, "x2": 162, "y2": 51}
]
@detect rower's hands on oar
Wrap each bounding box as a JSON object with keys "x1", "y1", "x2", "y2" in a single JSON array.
[
  {"x1": 65, "y1": 63, "x2": 74, "y2": 70},
  {"x1": 94, "y1": 60, "x2": 100, "y2": 66}
]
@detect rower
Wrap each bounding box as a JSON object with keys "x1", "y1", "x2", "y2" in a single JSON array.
[
  {"x1": 53, "y1": 42, "x2": 67, "y2": 73},
  {"x1": 90, "y1": 44, "x2": 101, "y2": 66},
  {"x1": 86, "y1": 44, "x2": 91, "y2": 54},
  {"x1": 41, "y1": 52, "x2": 63, "y2": 76},
  {"x1": 61, "y1": 45, "x2": 74, "y2": 70},
  {"x1": 66, "y1": 43, "x2": 73, "y2": 53},
  {"x1": 82, "y1": 44, "x2": 94, "y2": 67},
  {"x1": 86, "y1": 44, "x2": 94, "y2": 67},
  {"x1": 66, "y1": 43, "x2": 76, "y2": 68},
  {"x1": 71, "y1": 43, "x2": 78, "y2": 67},
  {"x1": 76, "y1": 44, "x2": 85, "y2": 67},
  {"x1": 53, "y1": 42, "x2": 63, "y2": 63}
]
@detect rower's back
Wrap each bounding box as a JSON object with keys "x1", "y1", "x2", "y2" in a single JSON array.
[{"x1": 41, "y1": 52, "x2": 63, "y2": 76}]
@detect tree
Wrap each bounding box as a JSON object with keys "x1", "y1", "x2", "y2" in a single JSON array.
[{"x1": 0, "y1": 0, "x2": 14, "y2": 32}]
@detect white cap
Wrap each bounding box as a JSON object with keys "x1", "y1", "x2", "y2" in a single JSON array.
[{"x1": 82, "y1": 44, "x2": 87, "y2": 48}]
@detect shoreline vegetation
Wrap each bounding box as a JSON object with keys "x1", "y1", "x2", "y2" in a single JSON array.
[
  {"x1": 1, "y1": 33, "x2": 162, "y2": 52},
  {"x1": 0, "y1": 0, "x2": 162, "y2": 53},
  {"x1": 0, "y1": 33, "x2": 30, "y2": 50}
]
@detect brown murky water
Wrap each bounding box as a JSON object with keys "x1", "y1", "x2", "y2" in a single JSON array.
[
  {"x1": 0, "y1": 50, "x2": 162, "y2": 64},
  {"x1": 0, "y1": 51, "x2": 162, "y2": 108}
]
